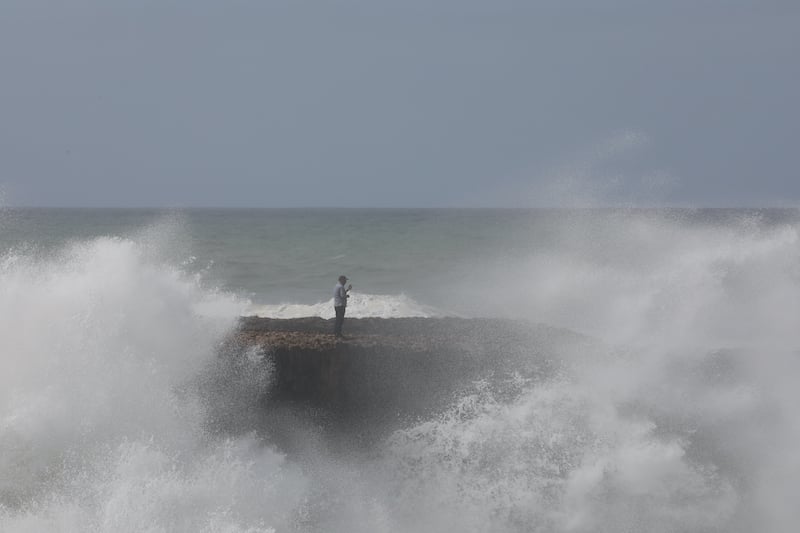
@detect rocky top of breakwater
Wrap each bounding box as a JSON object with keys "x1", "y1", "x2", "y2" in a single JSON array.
[{"x1": 234, "y1": 316, "x2": 513, "y2": 353}]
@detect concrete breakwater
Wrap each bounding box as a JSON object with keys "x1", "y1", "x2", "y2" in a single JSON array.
[{"x1": 225, "y1": 317, "x2": 591, "y2": 429}]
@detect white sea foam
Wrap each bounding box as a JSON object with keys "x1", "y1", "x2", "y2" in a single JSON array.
[
  {"x1": 0, "y1": 235, "x2": 306, "y2": 532},
  {"x1": 2, "y1": 211, "x2": 800, "y2": 532},
  {"x1": 357, "y1": 211, "x2": 800, "y2": 533},
  {"x1": 378, "y1": 379, "x2": 738, "y2": 532},
  {"x1": 244, "y1": 292, "x2": 442, "y2": 319}
]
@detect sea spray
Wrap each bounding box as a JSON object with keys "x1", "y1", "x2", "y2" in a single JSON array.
[
  {"x1": 2, "y1": 209, "x2": 800, "y2": 532},
  {"x1": 378, "y1": 379, "x2": 738, "y2": 532},
  {"x1": 0, "y1": 234, "x2": 306, "y2": 532},
  {"x1": 357, "y1": 210, "x2": 800, "y2": 532},
  {"x1": 244, "y1": 292, "x2": 443, "y2": 319}
]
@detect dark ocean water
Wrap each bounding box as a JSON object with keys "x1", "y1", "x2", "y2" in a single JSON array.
[{"x1": 1, "y1": 208, "x2": 799, "y2": 532}]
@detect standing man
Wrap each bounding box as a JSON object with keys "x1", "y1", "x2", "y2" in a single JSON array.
[{"x1": 333, "y1": 275, "x2": 352, "y2": 338}]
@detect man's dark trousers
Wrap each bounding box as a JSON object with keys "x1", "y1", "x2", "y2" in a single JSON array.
[{"x1": 334, "y1": 306, "x2": 346, "y2": 336}]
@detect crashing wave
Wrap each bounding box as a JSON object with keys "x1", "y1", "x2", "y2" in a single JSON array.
[{"x1": 243, "y1": 292, "x2": 444, "y2": 319}]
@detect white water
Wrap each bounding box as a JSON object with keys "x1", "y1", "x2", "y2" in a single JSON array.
[
  {"x1": 244, "y1": 292, "x2": 441, "y2": 319},
  {"x1": 0, "y1": 236, "x2": 306, "y2": 532},
  {"x1": 2, "y1": 212, "x2": 800, "y2": 532},
  {"x1": 368, "y1": 212, "x2": 800, "y2": 532}
]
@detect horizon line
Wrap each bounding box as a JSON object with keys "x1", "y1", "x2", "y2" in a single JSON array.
[{"x1": 5, "y1": 205, "x2": 799, "y2": 211}]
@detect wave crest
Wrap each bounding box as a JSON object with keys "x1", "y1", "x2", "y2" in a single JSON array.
[{"x1": 244, "y1": 292, "x2": 443, "y2": 319}]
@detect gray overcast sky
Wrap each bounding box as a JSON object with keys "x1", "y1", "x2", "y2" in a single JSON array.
[{"x1": 1, "y1": 0, "x2": 798, "y2": 207}]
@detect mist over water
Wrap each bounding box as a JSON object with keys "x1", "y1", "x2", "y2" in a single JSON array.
[
  {"x1": 445, "y1": 210, "x2": 800, "y2": 532},
  {"x1": 1, "y1": 209, "x2": 799, "y2": 532},
  {"x1": 0, "y1": 231, "x2": 306, "y2": 532}
]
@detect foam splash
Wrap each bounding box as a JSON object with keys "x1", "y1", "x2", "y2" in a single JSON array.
[
  {"x1": 0, "y1": 235, "x2": 306, "y2": 532},
  {"x1": 379, "y1": 379, "x2": 738, "y2": 532},
  {"x1": 244, "y1": 292, "x2": 442, "y2": 319},
  {"x1": 361, "y1": 211, "x2": 800, "y2": 533},
  {"x1": 3, "y1": 210, "x2": 800, "y2": 532}
]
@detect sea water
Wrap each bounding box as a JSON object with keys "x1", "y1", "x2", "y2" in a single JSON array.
[{"x1": 1, "y1": 208, "x2": 799, "y2": 532}]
